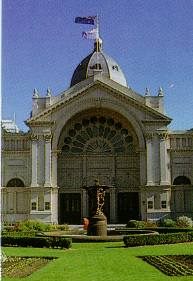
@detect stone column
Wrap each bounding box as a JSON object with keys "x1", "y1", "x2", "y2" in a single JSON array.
[
  {"x1": 44, "y1": 134, "x2": 52, "y2": 187},
  {"x1": 145, "y1": 133, "x2": 154, "y2": 186},
  {"x1": 110, "y1": 188, "x2": 116, "y2": 223},
  {"x1": 31, "y1": 134, "x2": 39, "y2": 187},
  {"x1": 159, "y1": 132, "x2": 169, "y2": 185}
]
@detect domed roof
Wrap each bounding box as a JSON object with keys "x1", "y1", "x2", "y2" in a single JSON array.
[{"x1": 70, "y1": 40, "x2": 127, "y2": 87}]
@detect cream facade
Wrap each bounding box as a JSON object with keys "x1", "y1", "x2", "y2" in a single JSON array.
[{"x1": 2, "y1": 42, "x2": 193, "y2": 224}]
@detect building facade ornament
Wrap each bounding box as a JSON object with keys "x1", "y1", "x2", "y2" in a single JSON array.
[
  {"x1": 43, "y1": 134, "x2": 52, "y2": 142},
  {"x1": 30, "y1": 134, "x2": 39, "y2": 141}
]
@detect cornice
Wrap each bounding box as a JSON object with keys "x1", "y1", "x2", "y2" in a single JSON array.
[{"x1": 26, "y1": 120, "x2": 55, "y2": 127}]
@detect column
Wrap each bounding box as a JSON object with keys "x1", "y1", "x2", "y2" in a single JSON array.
[
  {"x1": 145, "y1": 133, "x2": 154, "y2": 186},
  {"x1": 44, "y1": 134, "x2": 52, "y2": 187},
  {"x1": 110, "y1": 188, "x2": 116, "y2": 223},
  {"x1": 31, "y1": 134, "x2": 38, "y2": 187},
  {"x1": 159, "y1": 132, "x2": 169, "y2": 185}
]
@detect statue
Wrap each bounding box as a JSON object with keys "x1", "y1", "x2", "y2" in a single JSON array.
[{"x1": 82, "y1": 179, "x2": 111, "y2": 236}]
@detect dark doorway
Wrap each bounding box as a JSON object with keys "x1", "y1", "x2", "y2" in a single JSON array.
[
  {"x1": 88, "y1": 192, "x2": 110, "y2": 222},
  {"x1": 59, "y1": 193, "x2": 81, "y2": 224},
  {"x1": 117, "y1": 192, "x2": 139, "y2": 223}
]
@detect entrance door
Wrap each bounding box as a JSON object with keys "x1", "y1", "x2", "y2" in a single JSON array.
[
  {"x1": 59, "y1": 193, "x2": 81, "y2": 224},
  {"x1": 117, "y1": 192, "x2": 139, "y2": 223}
]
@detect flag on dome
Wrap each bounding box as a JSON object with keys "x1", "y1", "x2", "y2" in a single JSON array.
[
  {"x1": 82, "y1": 28, "x2": 98, "y2": 40},
  {"x1": 75, "y1": 16, "x2": 96, "y2": 25}
]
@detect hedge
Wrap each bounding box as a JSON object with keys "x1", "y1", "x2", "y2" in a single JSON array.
[
  {"x1": 63, "y1": 235, "x2": 124, "y2": 243},
  {"x1": 123, "y1": 232, "x2": 193, "y2": 247},
  {"x1": 2, "y1": 236, "x2": 72, "y2": 249}
]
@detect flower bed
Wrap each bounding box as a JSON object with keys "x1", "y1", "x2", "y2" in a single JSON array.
[
  {"x1": 2, "y1": 256, "x2": 56, "y2": 278},
  {"x1": 139, "y1": 255, "x2": 193, "y2": 276}
]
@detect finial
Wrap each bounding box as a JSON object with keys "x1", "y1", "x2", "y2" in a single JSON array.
[
  {"x1": 94, "y1": 37, "x2": 102, "y2": 52},
  {"x1": 158, "y1": 87, "x2": 164, "y2": 96},
  {"x1": 46, "y1": 87, "x2": 52, "y2": 97},
  {"x1": 145, "y1": 87, "x2": 151, "y2": 96},
  {"x1": 33, "y1": 88, "x2": 39, "y2": 98}
]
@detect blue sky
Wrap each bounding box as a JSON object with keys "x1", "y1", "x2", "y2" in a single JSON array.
[{"x1": 2, "y1": 0, "x2": 193, "y2": 131}]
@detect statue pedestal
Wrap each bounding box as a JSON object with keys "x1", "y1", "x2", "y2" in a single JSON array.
[{"x1": 87, "y1": 213, "x2": 107, "y2": 236}]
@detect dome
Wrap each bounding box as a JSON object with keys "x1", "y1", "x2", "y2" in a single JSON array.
[{"x1": 70, "y1": 40, "x2": 127, "y2": 87}]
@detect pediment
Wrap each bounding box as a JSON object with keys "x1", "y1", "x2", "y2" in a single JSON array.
[{"x1": 26, "y1": 76, "x2": 171, "y2": 127}]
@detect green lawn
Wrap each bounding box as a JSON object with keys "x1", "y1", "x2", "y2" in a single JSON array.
[{"x1": 3, "y1": 242, "x2": 193, "y2": 281}]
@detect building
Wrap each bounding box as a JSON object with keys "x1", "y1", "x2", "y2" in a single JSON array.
[{"x1": 2, "y1": 39, "x2": 193, "y2": 224}]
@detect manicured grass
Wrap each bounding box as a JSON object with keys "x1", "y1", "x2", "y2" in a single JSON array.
[{"x1": 3, "y1": 242, "x2": 193, "y2": 281}]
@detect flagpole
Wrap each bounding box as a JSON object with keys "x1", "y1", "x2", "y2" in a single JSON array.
[{"x1": 96, "y1": 14, "x2": 99, "y2": 53}]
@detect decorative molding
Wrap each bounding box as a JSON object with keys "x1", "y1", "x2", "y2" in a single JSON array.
[
  {"x1": 145, "y1": 132, "x2": 154, "y2": 140},
  {"x1": 31, "y1": 134, "x2": 39, "y2": 141},
  {"x1": 52, "y1": 150, "x2": 62, "y2": 155},
  {"x1": 26, "y1": 79, "x2": 171, "y2": 124},
  {"x1": 157, "y1": 131, "x2": 168, "y2": 140},
  {"x1": 44, "y1": 134, "x2": 52, "y2": 142}
]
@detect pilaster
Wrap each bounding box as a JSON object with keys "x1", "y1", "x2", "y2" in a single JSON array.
[
  {"x1": 44, "y1": 134, "x2": 52, "y2": 187},
  {"x1": 110, "y1": 188, "x2": 117, "y2": 223},
  {"x1": 82, "y1": 189, "x2": 88, "y2": 217},
  {"x1": 145, "y1": 132, "x2": 154, "y2": 185},
  {"x1": 158, "y1": 132, "x2": 170, "y2": 185},
  {"x1": 31, "y1": 134, "x2": 39, "y2": 187},
  {"x1": 51, "y1": 150, "x2": 59, "y2": 187}
]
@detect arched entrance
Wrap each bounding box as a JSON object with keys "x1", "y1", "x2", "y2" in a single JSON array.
[{"x1": 57, "y1": 109, "x2": 140, "y2": 224}]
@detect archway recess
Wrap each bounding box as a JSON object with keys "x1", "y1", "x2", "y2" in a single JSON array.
[{"x1": 57, "y1": 108, "x2": 141, "y2": 223}]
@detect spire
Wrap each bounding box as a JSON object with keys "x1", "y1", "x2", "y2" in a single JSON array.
[
  {"x1": 33, "y1": 88, "x2": 39, "y2": 98},
  {"x1": 46, "y1": 87, "x2": 52, "y2": 97},
  {"x1": 158, "y1": 87, "x2": 164, "y2": 97},
  {"x1": 145, "y1": 87, "x2": 151, "y2": 96}
]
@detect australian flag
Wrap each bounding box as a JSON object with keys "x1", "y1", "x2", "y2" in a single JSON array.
[{"x1": 75, "y1": 16, "x2": 96, "y2": 25}]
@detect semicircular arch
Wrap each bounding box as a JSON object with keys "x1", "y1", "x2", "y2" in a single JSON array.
[
  {"x1": 57, "y1": 109, "x2": 139, "y2": 155},
  {"x1": 6, "y1": 178, "x2": 25, "y2": 187},
  {"x1": 52, "y1": 100, "x2": 145, "y2": 151}
]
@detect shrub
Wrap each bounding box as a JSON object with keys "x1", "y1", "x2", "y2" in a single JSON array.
[
  {"x1": 126, "y1": 220, "x2": 145, "y2": 229},
  {"x1": 176, "y1": 216, "x2": 193, "y2": 228},
  {"x1": 159, "y1": 219, "x2": 176, "y2": 227},
  {"x1": 123, "y1": 232, "x2": 193, "y2": 247},
  {"x1": 143, "y1": 221, "x2": 158, "y2": 228},
  {"x1": 1, "y1": 236, "x2": 72, "y2": 249},
  {"x1": 14, "y1": 220, "x2": 53, "y2": 232},
  {"x1": 47, "y1": 224, "x2": 69, "y2": 231}
]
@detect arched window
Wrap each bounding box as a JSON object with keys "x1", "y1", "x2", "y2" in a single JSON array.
[
  {"x1": 173, "y1": 176, "x2": 191, "y2": 185},
  {"x1": 6, "y1": 178, "x2": 25, "y2": 187}
]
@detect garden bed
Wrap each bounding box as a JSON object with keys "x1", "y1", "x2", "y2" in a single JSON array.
[
  {"x1": 139, "y1": 255, "x2": 193, "y2": 276},
  {"x1": 2, "y1": 256, "x2": 57, "y2": 278}
]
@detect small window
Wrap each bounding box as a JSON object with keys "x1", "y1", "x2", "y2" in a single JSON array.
[
  {"x1": 31, "y1": 202, "x2": 37, "y2": 211},
  {"x1": 7, "y1": 178, "x2": 25, "y2": 187},
  {"x1": 188, "y1": 138, "x2": 192, "y2": 146},
  {"x1": 90, "y1": 63, "x2": 102, "y2": 70},
  {"x1": 161, "y1": 200, "x2": 167, "y2": 209},
  {"x1": 182, "y1": 138, "x2": 186, "y2": 147},
  {"x1": 45, "y1": 202, "x2": 51, "y2": 210},
  {"x1": 147, "y1": 201, "x2": 153, "y2": 209},
  {"x1": 173, "y1": 176, "x2": 191, "y2": 185},
  {"x1": 112, "y1": 65, "x2": 119, "y2": 71},
  {"x1": 176, "y1": 138, "x2": 181, "y2": 147}
]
